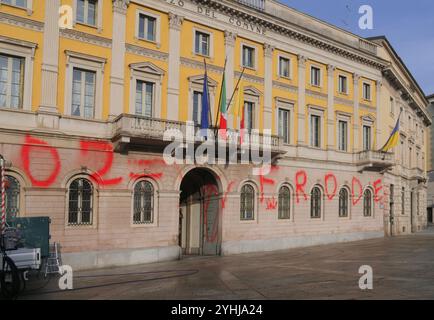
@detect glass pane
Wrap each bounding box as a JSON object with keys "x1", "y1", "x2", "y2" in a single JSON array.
[
  {"x1": 139, "y1": 15, "x2": 145, "y2": 39},
  {"x1": 147, "y1": 17, "x2": 156, "y2": 41},
  {"x1": 77, "y1": 0, "x2": 85, "y2": 23},
  {"x1": 144, "y1": 82, "x2": 153, "y2": 117},
  {"x1": 16, "y1": 0, "x2": 27, "y2": 7},
  {"x1": 87, "y1": 0, "x2": 97, "y2": 26}
]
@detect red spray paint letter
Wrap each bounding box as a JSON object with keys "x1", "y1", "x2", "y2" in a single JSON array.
[
  {"x1": 80, "y1": 140, "x2": 122, "y2": 186},
  {"x1": 373, "y1": 179, "x2": 383, "y2": 203},
  {"x1": 325, "y1": 173, "x2": 337, "y2": 200},
  {"x1": 352, "y1": 177, "x2": 363, "y2": 206},
  {"x1": 21, "y1": 135, "x2": 61, "y2": 187},
  {"x1": 295, "y1": 170, "x2": 308, "y2": 203}
]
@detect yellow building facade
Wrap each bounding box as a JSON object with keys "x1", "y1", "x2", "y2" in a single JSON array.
[{"x1": 0, "y1": 0, "x2": 430, "y2": 270}]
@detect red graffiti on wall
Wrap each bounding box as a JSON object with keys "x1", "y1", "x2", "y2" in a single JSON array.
[
  {"x1": 373, "y1": 179, "x2": 383, "y2": 203},
  {"x1": 352, "y1": 177, "x2": 363, "y2": 206},
  {"x1": 21, "y1": 135, "x2": 61, "y2": 187},
  {"x1": 80, "y1": 140, "x2": 123, "y2": 186},
  {"x1": 295, "y1": 170, "x2": 308, "y2": 203},
  {"x1": 266, "y1": 197, "x2": 278, "y2": 210},
  {"x1": 221, "y1": 180, "x2": 235, "y2": 209},
  {"x1": 324, "y1": 173, "x2": 337, "y2": 200}
]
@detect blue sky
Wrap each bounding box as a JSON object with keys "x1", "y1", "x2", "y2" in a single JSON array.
[{"x1": 279, "y1": 0, "x2": 434, "y2": 96}]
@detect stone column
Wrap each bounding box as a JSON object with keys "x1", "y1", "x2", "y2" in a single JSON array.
[
  {"x1": 353, "y1": 73, "x2": 361, "y2": 153},
  {"x1": 167, "y1": 13, "x2": 183, "y2": 121},
  {"x1": 376, "y1": 80, "x2": 382, "y2": 150},
  {"x1": 38, "y1": 0, "x2": 61, "y2": 115},
  {"x1": 327, "y1": 64, "x2": 335, "y2": 150},
  {"x1": 297, "y1": 55, "x2": 307, "y2": 145},
  {"x1": 224, "y1": 31, "x2": 236, "y2": 127},
  {"x1": 263, "y1": 43, "x2": 274, "y2": 132},
  {"x1": 108, "y1": 0, "x2": 129, "y2": 120}
]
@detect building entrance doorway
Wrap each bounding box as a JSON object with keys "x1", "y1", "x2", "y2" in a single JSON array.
[{"x1": 179, "y1": 168, "x2": 221, "y2": 256}]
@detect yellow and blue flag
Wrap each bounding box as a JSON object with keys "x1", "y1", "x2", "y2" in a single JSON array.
[{"x1": 379, "y1": 111, "x2": 402, "y2": 152}]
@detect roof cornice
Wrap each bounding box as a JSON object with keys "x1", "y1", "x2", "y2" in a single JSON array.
[{"x1": 196, "y1": 0, "x2": 389, "y2": 70}]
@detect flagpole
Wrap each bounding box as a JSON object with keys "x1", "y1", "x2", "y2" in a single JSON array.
[
  {"x1": 226, "y1": 67, "x2": 246, "y2": 115},
  {"x1": 214, "y1": 57, "x2": 228, "y2": 133}
]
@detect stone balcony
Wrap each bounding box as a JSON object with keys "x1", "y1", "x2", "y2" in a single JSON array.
[
  {"x1": 409, "y1": 168, "x2": 426, "y2": 181},
  {"x1": 356, "y1": 150, "x2": 395, "y2": 172},
  {"x1": 111, "y1": 114, "x2": 283, "y2": 156}
]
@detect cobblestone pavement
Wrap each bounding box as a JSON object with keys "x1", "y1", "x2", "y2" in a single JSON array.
[{"x1": 21, "y1": 228, "x2": 434, "y2": 300}]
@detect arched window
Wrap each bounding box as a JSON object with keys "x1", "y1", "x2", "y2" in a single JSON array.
[
  {"x1": 240, "y1": 184, "x2": 255, "y2": 220},
  {"x1": 310, "y1": 186, "x2": 322, "y2": 218},
  {"x1": 339, "y1": 188, "x2": 349, "y2": 217},
  {"x1": 363, "y1": 189, "x2": 373, "y2": 217},
  {"x1": 278, "y1": 186, "x2": 291, "y2": 219},
  {"x1": 68, "y1": 178, "x2": 93, "y2": 226},
  {"x1": 133, "y1": 180, "x2": 154, "y2": 224},
  {"x1": 2, "y1": 176, "x2": 20, "y2": 221}
]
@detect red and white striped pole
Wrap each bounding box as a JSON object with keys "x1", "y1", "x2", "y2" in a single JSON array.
[{"x1": 0, "y1": 156, "x2": 5, "y2": 235}]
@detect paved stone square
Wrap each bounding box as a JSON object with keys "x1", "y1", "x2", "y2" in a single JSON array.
[{"x1": 21, "y1": 228, "x2": 434, "y2": 300}]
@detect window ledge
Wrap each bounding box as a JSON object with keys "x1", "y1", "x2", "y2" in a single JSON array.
[
  {"x1": 0, "y1": 2, "x2": 32, "y2": 15},
  {"x1": 136, "y1": 37, "x2": 160, "y2": 48}
]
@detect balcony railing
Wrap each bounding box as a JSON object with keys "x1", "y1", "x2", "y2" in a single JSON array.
[
  {"x1": 356, "y1": 150, "x2": 394, "y2": 172},
  {"x1": 236, "y1": 0, "x2": 265, "y2": 11},
  {"x1": 112, "y1": 114, "x2": 283, "y2": 154}
]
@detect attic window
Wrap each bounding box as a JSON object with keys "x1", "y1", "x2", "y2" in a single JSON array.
[{"x1": 237, "y1": 0, "x2": 265, "y2": 11}]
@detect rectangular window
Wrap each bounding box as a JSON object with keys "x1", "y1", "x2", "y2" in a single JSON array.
[
  {"x1": 363, "y1": 125, "x2": 371, "y2": 151},
  {"x1": 245, "y1": 101, "x2": 255, "y2": 132},
  {"x1": 338, "y1": 120, "x2": 348, "y2": 151},
  {"x1": 363, "y1": 82, "x2": 371, "y2": 100},
  {"x1": 193, "y1": 91, "x2": 202, "y2": 126},
  {"x1": 242, "y1": 45, "x2": 255, "y2": 69},
  {"x1": 72, "y1": 68, "x2": 96, "y2": 119},
  {"x1": 194, "y1": 31, "x2": 210, "y2": 56},
  {"x1": 0, "y1": 54, "x2": 24, "y2": 109},
  {"x1": 310, "y1": 66, "x2": 321, "y2": 86},
  {"x1": 401, "y1": 187, "x2": 405, "y2": 215},
  {"x1": 2, "y1": 0, "x2": 27, "y2": 8},
  {"x1": 310, "y1": 115, "x2": 321, "y2": 148},
  {"x1": 278, "y1": 108, "x2": 290, "y2": 144},
  {"x1": 138, "y1": 13, "x2": 157, "y2": 42},
  {"x1": 77, "y1": 0, "x2": 98, "y2": 26},
  {"x1": 135, "y1": 80, "x2": 154, "y2": 117},
  {"x1": 279, "y1": 57, "x2": 290, "y2": 78},
  {"x1": 338, "y1": 75, "x2": 348, "y2": 94}
]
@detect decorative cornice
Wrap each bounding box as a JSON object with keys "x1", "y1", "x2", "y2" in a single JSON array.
[
  {"x1": 272, "y1": 80, "x2": 298, "y2": 93},
  {"x1": 234, "y1": 71, "x2": 264, "y2": 84},
  {"x1": 0, "y1": 12, "x2": 44, "y2": 32},
  {"x1": 125, "y1": 43, "x2": 168, "y2": 61},
  {"x1": 180, "y1": 57, "x2": 224, "y2": 74},
  {"x1": 60, "y1": 29, "x2": 112, "y2": 48},
  {"x1": 202, "y1": 0, "x2": 387, "y2": 70},
  {"x1": 169, "y1": 12, "x2": 184, "y2": 30},
  {"x1": 112, "y1": 0, "x2": 130, "y2": 14},
  {"x1": 335, "y1": 96, "x2": 353, "y2": 107},
  {"x1": 306, "y1": 89, "x2": 328, "y2": 101}
]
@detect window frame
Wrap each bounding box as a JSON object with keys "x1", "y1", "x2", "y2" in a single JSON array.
[
  {"x1": 362, "y1": 82, "x2": 372, "y2": 101},
  {"x1": 0, "y1": 174, "x2": 21, "y2": 221},
  {"x1": 0, "y1": 36, "x2": 36, "y2": 111},
  {"x1": 275, "y1": 98, "x2": 294, "y2": 145},
  {"x1": 338, "y1": 187, "x2": 350, "y2": 218},
  {"x1": 338, "y1": 74, "x2": 348, "y2": 94},
  {"x1": 65, "y1": 51, "x2": 105, "y2": 120},
  {"x1": 187, "y1": 74, "x2": 217, "y2": 126},
  {"x1": 278, "y1": 185, "x2": 291, "y2": 220},
  {"x1": 240, "y1": 183, "x2": 256, "y2": 221},
  {"x1": 310, "y1": 65, "x2": 322, "y2": 87},
  {"x1": 132, "y1": 180, "x2": 156, "y2": 225},
  {"x1": 310, "y1": 186, "x2": 323, "y2": 219},
  {"x1": 308, "y1": 106, "x2": 324, "y2": 149},
  {"x1": 66, "y1": 177, "x2": 96, "y2": 227},
  {"x1": 193, "y1": 28, "x2": 212, "y2": 58},
  {"x1": 135, "y1": 10, "x2": 161, "y2": 46},
  {"x1": 278, "y1": 55, "x2": 291, "y2": 79},
  {"x1": 362, "y1": 124, "x2": 372, "y2": 151},
  {"x1": 74, "y1": 0, "x2": 102, "y2": 30},
  {"x1": 129, "y1": 62, "x2": 164, "y2": 119},
  {"x1": 241, "y1": 43, "x2": 257, "y2": 70},
  {"x1": 71, "y1": 67, "x2": 97, "y2": 119},
  {"x1": 363, "y1": 188, "x2": 373, "y2": 217}
]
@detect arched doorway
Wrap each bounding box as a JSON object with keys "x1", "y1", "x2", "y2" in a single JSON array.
[{"x1": 179, "y1": 168, "x2": 221, "y2": 256}]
